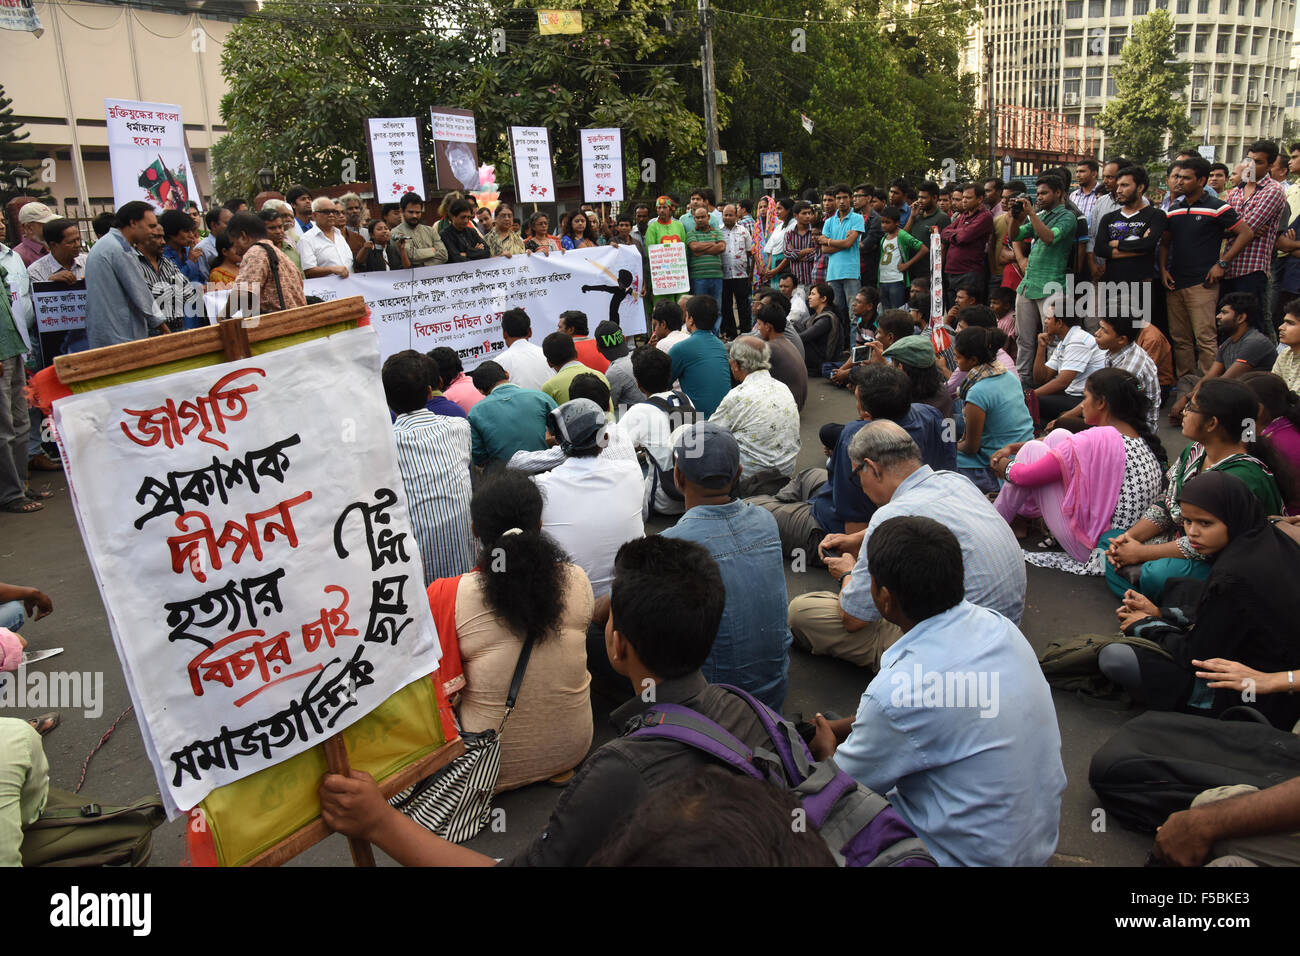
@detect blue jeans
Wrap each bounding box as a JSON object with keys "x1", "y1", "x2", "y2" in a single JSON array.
[
  {"x1": 0, "y1": 600, "x2": 24, "y2": 632},
  {"x1": 691, "y1": 277, "x2": 724, "y2": 333},
  {"x1": 880, "y1": 281, "x2": 907, "y2": 310},
  {"x1": 829, "y1": 277, "x2": 861, "y2": 352}
]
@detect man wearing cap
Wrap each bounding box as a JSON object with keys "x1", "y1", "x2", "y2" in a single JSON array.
[
  {"x1": 534, "y1": 398, "x2": 645, "y2": 603},
  {"x1": 660, "y1": 422, "x2": 793, "y2": 711},
  {"x1": 15, "y1": 202, "x2": 57, "y2": 268},
  {"x1": 709, "y1": 337, "x2": 800, "y2": 496},
  {"x1": 594, "y1": 320, "x2": 640, "y2": 417}
]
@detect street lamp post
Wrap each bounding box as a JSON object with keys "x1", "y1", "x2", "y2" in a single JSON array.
[
  {"x1": 258, "y1": 166, "x2": 274, "y2": 192},
  {"x1": 8, "y1": 165, "x2": 32, "y2": 194}
]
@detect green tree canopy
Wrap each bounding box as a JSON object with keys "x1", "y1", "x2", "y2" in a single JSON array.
[{"x1": 1095, "y1": 9, "x2": 1192, "y2": 167}]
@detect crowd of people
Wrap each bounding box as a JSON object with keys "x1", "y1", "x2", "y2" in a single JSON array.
[{"x1": 5, "y1": 144, "x2": 1300, "y2": 868}]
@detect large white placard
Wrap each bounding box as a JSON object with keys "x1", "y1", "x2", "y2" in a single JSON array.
[
  {"x1": 579, "y1": 128, "x2": 624, "y2": 202},
  {"x1": 648, "y1": 242, "x2": 690, "y2": 295},
  {"x1": 509, "y1": 126, "x2": 555, "y2": 201},
  {"x1": 53, "y1": 329, "x2": 441, "y2": 813},
  {"x1": 105, "y1": 98, "x2": 191, "y2": 212},
  {"x1": 367, "y1": 116, "x2": 425, "y2": 202},
  {"x1": 32, "y1": 280, "x2": 86, "y2": 333},
  {"x1": 304, "y1": 245, "x2": 645, "y2": 368}
]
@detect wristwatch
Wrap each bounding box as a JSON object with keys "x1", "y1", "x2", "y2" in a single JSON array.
[{"x1": 1216, "y1": 259, "x2": 1229, "y2": 269}]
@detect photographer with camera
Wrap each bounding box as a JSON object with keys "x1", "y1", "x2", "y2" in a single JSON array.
[{"x1": 1009, "y1": 176, "x2": 1077, "y2": 388}]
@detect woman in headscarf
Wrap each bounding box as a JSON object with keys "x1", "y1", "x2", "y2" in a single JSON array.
[
  {"x1": 1101, "y1": 471, "x2": 1300, "y2": 731},
  {"x1": 1103, "y1": 378, "x2": 1288, "y2": 601},
  {"x1": 424, "y1": 471, "x2": 594, "y2": 792},
  {"x1": 750, "y1": 195, "x2": 773, "y2": 286},
  {"x1": 1241, "y1": 370, "x2": 1300, "y2": 514},
  {"x1": 991, "y1": 368, "x2": 1164, "y2": 571}
]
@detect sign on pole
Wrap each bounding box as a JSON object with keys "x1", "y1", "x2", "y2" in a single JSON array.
[
  {"x1": 762, "y1": 176, "x2": 781, "y2": 190},
  {"x1": 53, "y1": 328, "x2": 442, "y2": 814},
  {"x1": 648, "y1": 243, "x2": 690, "y2": 296},
  {"x1": 579, "y1": 128, "x2": 624, "y2": 202},
  {"x1": 366, "y1": 117, "x2": 425, "y2": 201},
  {"x1": 105, "y1": 99, "x2": 191, "y2": 211},
  {"x1": 509, "y1": 126, "x2": 556, "y2": 201},
  {"x1": 760, "y1": 151, "x2": 782, "y2": 175},
  {"x1": 430, "y1": 107, "x2": 481, "y2": 191}
]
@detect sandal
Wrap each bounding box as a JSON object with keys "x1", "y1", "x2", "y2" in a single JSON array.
[
  {"x1": 27, "y1": 712, "x2": 60, "y2": 736},
  {"x1": 2, "y1": 498, "x2": 43, "y2": 514},
  {"x1": 26, "y1": 487, "x2": 55, "y2": 500}
]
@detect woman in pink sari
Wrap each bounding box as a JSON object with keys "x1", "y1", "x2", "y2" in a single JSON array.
[{"x1": 990, "y1": 368, "x2": 1165, "y2": 574}]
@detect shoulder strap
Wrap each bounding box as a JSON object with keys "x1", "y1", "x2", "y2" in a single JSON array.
[
  {"x1": 624, "y1": 703, "x2": 781, "y2": 782},
  {"x1": 497, "y1": 629, "x2": 539, "y2": 733},
  {"x1": 254, "y1": 241, "x2": 285, "y2": 311}
]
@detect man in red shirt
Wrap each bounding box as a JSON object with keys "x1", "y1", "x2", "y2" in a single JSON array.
[
  {"x1": 560, "y1": 309, "x2": 610, "y2": 373},
  {"x1": 939, "y1": 182, "x2": 994, "y2": 313}
]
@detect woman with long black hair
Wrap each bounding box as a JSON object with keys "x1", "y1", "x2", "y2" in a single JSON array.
[{"x1": 425, "y1": 471, "x2": 593, "y2": 792}]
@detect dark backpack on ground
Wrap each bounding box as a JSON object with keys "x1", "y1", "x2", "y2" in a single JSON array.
[
  {"x1": 1038, "y1": 632, "x2": 1171, "y2": 698},
  {"x1": 20, "y1": 788, "x2": 166, "y2": 867},
  {"x1": 1088, "y1": 709, "x2": 1300, "y2": 833},
  {"x1": 642, "y1": 390, "x2": 701, "y2": 506},
  {"x1": 623, "y1": 684, "x2": 937, "y2": 867}
]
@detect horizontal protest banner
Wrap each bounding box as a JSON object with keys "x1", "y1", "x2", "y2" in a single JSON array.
[{"x1": 304, "y1": 244, "x2": 646, "y2": 369}]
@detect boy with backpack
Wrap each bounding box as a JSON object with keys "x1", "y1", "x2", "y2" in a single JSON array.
[{"x1": 318, "y1": 534, "x2": 933, "y2": 866}]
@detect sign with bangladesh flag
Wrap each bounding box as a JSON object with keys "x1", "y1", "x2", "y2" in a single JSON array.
[{"x1": 105, "y1": 98, "x2": 191, "y2": 212}]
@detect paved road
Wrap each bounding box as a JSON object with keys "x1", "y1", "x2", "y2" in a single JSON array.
[{"x1": 3, "y1": 375, "x2": 1166, "y2": 866}]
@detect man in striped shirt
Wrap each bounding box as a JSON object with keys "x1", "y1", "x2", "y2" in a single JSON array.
[{"x1": 383, "y1": 351, "x2": 475, "y2": 587}]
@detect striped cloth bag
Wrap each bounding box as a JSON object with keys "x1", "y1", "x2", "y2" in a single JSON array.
[{"x1": 389, "y1": 629, "x2": 538, "y2": 844}]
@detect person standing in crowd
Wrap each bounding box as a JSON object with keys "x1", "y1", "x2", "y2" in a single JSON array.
[
  {"x1": 442, "y1": 199, "x2": 491, "y2": 263},
  {"x1": 940, "y1": 181, "x2": 993, "y2": 311},
  {"x1": 877, "y1": 206, "x2": 926, "y2": 310},
  {"x1": 852, "y1": 184, "x2": 883, "y2": 291},
  {"x1": 486, "y1": 205, "x2": 527, "y2": 258},
  {"x1": 523, "y1": 212, "x2": 562, "y2": 255},
  {"x1": 1160, "y1": 155, "x2": 1253, "y2": 381},
  {"x1": 1220, "y1": 141, "x2": 1287, "y2": 333},
  {"x1": 390, "y1": 192, "x2": 448, "y2": 267},
  {"x1": 495, "y1": 307, "x2": 552, "y2": 391},
  {"x1": 686, "y1": 206, "x2": 726, "y2": 310},
  {"x1": 285, "y1": 185, "x2": 313, "y2": 240},
  {"x1": 645, "y1": 196, "x2": 688, "y2": 303},
  {"x1": 818, "y1": 183, "x2": 865, "y2": 322},
  {"x1": 0, "y1": 232, "x2": 38, "y2": 513},
  {"x1": 660, "y1": 422, "x2": 793, "y2": 711},
  {"x1": 194, "y1": 206, "x2": 230, "y2": 283},
  {"x1": 560, "y1": 210, "x2": 599, "y2": 250},
  {"x1": 14, "y1": 202, "x2": 56, "y2": 267},
  {"x1": 466, "y1": 360, "x2": 556, "y2": 469},
  {"x1": 669, "y1": 296, "x2": 732, "y2": 417},
  {"x1": 157, "y1": 209, "x2": 204, "y2": 286},
  {"x1": 1092, "y1": 165, "x2": 1165, "y2": 331},
  {"x1": 298, "y1": 197, "x2": 353, "y2": 279},
  {"x1": 84, "y1": 202, "x2": 166, "y2": 349},
  {"x1": 226, "y1": 212, "x2": 306, "y2": 314},
  {"x1": 782, "y1": 201, "x2": 818, "y2": 290},
  {"x1": 1069, "y1": 158, "x2": 1102, "y2": 223},
  {"x1": 353, "y1": 218, "x2": 408, "y2": 273},
  {"x1": 809, "y1": 514, "x2": 1063, "y2": 867},
  {"x1": 339, "y1": 192, "x2": 367, "y2": 241},
  {"x1": 720, "y1": 203, "x2": 753, "y2": 338},
  {"x1": 382, "y1": 350, "x2": 474, "y2": 587},
  {"x1": 1011, "y1": 175, "x2": 1078, "y2": 387},
  {"x1": 1085, "y1": 158, "x2": 1128, "y2": 280},
  {"x1": 903, "y1": 180, "x2": 949, "y2": 286},
  {"x1": 983, "y1": 178, "x2": 1005, "y2": 219}
]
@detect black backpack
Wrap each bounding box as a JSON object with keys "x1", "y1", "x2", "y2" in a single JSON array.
[
  {"x1": 642, "y1": 391, "x2": 701, "y2": 505},
  {"x1": 1089, "y1": 710, "x2": 1300, "y2": 833}
]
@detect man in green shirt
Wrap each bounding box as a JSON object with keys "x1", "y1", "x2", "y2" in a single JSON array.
[
  {"x1": 646, "y1": 196, "x2": 689, "y2": 306},
  {"x1": 687, "y1": 206, "x2": 725, "y2": 326},
  {"x1": 1010, "y1": 174, "x2": 1077, "y2": 387},
  {"x1": 541, "y1": 332, "x2": 612, "y2": 408}
]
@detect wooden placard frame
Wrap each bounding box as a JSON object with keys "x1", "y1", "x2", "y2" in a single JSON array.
[{"x1": 53, "y1": 299, "x2": 465, "y2": 866}]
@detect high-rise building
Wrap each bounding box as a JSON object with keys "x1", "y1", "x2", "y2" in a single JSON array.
[{"x1": 965, "y1": 0, "x2": 1298, "y2": 168}]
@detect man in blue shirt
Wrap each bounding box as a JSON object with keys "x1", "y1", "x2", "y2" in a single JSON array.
[
  {"x1": 661, "y1": 423, "x2": 792, "y2": 710},
  {"x1": 84, "y1": 202, "x2": 167, "y2": 350},
  {"x1": 817, "y1": 183, "x2": 863, "y2": 323},
  {"x1": 669, "y1": 296, "x2": 732, "y2": 417},
  {"x1": 809, "y1": 515, "x2": 1066, "y2": 866},
  {"x1": 467, "y1": 360, "x2": 557, "y2": 468},
  {"x1": 747, "y1": 364, "x2": 954, "y2": 563},
  {"x1": 790, "y1": 420, "x2": 1025, "y2": 669},
  {"x1": 159, "y1": 209, "x2": 206, "y2": 284}
]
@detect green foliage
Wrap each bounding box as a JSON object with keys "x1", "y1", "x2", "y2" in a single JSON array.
[
  {"x1": 0, "y1": 83, "x2": 49, "y2": 208},
  {"x1": 1095, "y1": 9, "x2": 1192, "y2": 167}
]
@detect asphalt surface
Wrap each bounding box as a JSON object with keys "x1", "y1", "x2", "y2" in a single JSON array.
[{"x1": 2, "y1": 376, "x2": 1172, "y2": 867}]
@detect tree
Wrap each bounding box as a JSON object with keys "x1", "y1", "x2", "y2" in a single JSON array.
[
  {"x1": 213, "y1": 0, "x2": 701, "y2": 201},
  {"x1": 0, "y1": 83, "x2": 48, "y2": 208},
  {"x1": 1095, "y1": 10, "x2": 1192, "y2": 167}
]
